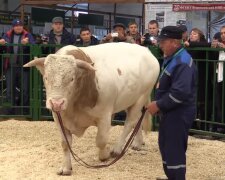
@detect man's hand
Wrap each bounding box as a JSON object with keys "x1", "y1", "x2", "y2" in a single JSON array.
[
  {"x1": 21, "y1": 37, "x2": 29, "y2": 45},
  {"x1": 0, "y1": 39, "x2": 6, "y2": 45},
  {"x1": 211, "y1": 39, "x2": 218, "y2": 48},
  {"x1": 218, "y1": 42, "x2": 225, "y2": 48},
  {"x1": 151, "y1": 39, "x2": 158, "y2": 46},
  {"x1": 105, "y1": 33, "x2": 112, "y2": 41},
  {"x1": 147, "y1": 101, "x2": 159, "y2": 115},
  {"x1": 183, "y1": 40, "x2": 190, "y2": 47}
]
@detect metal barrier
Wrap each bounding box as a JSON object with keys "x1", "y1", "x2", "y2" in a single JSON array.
[{"x1": 0, "y1": 44, "x2": 224, "y2": 137}]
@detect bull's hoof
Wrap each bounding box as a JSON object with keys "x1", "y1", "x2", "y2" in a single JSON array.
[
  {"x1": 99, "y1": 146, "x2": 110, "y2": 161},
  {"x1": 110, "y1": 150, "x2": 120, "y2": 158},
  {"x1": 57, "y1": 167, "x2": 72, "y2": 176},
  {"x1": 131, "y1": 140, "x2": 144, "y2": 151},
  {"x1": 99, "y1": 157, "x2": 108, "y2": 162},
  {"x1": 131, "y1": 145, "x2": 141, "y2": 151}
]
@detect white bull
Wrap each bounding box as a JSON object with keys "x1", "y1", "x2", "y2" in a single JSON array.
[{"x1": 24, "y1": 42, "x2": 160, "y2": 175}]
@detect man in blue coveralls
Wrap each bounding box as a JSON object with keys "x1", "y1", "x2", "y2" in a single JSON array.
[{"x1": 147, "y1": 26, "x2": 197, "y2": 180}]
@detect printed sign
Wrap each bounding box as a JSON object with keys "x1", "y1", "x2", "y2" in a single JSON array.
[{"x1": 173, "y1": 4, "x2": 225, "y2": 12}]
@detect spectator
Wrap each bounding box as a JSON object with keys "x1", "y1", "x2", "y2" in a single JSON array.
[
  {"x1": 127, "y1": 21, "x2": 141, "y2": 45},
  {"x1": 147, "y1": 26, "x2": 197, "y2": 180},
  {"x1": 75, "y1": 27, "x2": 99, "y2": 47},
  {"x1": 43, "y1": 17, "x2": 75, "y2": 53},
  {"x1": 184, "y1": 28, "x2": 212, "y2": 129},
  {"x1": 211, "y1": 25, "x2": 225, "y2": 134},
  {"x1": 141, "y1": 20, "x2": 159, "y2": 46},
  {"x1": 141, "y1": 20, "x2": 163, "y2": 66},
  {"x1": 101, "y1": 23, "x2": 135, "y2": 44},
  {"x1": 183, "y1": 28, "x2": 209, "y2": 48},
  {"x1": 212, "y1": 32, "x2": 221, "y2": 43},
  {"x1": 0, "y1": 19, "x2": 35, "y2": 114}
]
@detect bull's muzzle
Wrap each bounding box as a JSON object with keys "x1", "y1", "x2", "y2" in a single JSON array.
[{"x1": 49, "y1": 98, "x2": 65, "y2": 112}]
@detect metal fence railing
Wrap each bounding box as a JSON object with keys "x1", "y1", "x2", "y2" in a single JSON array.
[{"x1": 0, "y1": 44, "x2": 224, "y2": 138}]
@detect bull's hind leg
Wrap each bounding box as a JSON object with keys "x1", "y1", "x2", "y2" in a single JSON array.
[
  {"x1": 131, "y1": 128, "x2": 144, "y2": 151},
  {"x1": 111, "y1": 92, "x2": 149, "y2": 157},
  {"x1": 96, "y1": 115, "x2": 111, "y2": 161},
  {"x1": 131, "y1": 112, "x2": 150, "y2": 150}
]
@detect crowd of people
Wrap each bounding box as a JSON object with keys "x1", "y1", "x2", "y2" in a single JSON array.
[{"x1": 0, "y1": 17, "x2": 224, "y2": 125}]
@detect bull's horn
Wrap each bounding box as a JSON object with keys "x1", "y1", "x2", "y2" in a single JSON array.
[
  {"x1": 23, "y1": 57, "x2": 45, "y2": 67},
  {"x1": 76, "y1": 59, "x2": 96, "y2": 71}
]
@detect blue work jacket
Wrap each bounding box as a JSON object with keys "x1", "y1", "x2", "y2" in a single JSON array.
[{"x1": 155, "y1": 47, "x2": 197, "y2": 113}]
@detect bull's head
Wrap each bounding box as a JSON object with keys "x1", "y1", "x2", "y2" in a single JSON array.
[{"x1": 24, "y1": 54, "x2": 96, "y2": 112}]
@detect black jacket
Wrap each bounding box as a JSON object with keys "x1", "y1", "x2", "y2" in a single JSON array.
[
  {"x1": 75, "y1": 36, "x2": 99, "y2": 47},
  {"x1": 42, "y1": 28, "x2": 75, "y2": 54},
  {"x1": 48, "y1": 28, "x2": 75, "y2": 45}
]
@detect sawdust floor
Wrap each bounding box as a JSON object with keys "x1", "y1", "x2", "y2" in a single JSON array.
[{"x1": 0, "y1": 119, "x2": 225, "y2": 180}]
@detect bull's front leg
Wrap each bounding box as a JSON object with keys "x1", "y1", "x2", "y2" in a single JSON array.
[
  {"x1": 57, "y1": 128, "x2": 73, "y2": 175},
  {"x1": 96, "y1": 115, "x2": 111, "y2": 161},
  {"x1": 53, "y1": 113, "x2": 73, "y2": 175}
]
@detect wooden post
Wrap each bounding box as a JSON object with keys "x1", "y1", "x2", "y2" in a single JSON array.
[
  {"x1": 20, "y1": 0, "x2": 24, "y2": 22},
  {"x1": 142, "y1": 3, "x2": 145, "y2": 35}
]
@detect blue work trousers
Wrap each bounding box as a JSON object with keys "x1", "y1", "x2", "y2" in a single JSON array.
[{"x1": 158, "y1": 106, "x2": 196, "y2": 180}]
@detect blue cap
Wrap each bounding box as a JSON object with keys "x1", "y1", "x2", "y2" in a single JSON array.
[{"x1": 12, "y1": 19, "x2": 23, "y2": 27}]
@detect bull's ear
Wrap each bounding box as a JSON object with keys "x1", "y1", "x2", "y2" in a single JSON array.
[
  {"x1": 23, "y1": 57, "x2": 45, "y2": 75},
  {"x1": 76, "y1": 59, "x2": 96, "y2": 71}
]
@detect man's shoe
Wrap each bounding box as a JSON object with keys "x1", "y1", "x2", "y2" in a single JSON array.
[{"x1": 156, "y1": 176, "x2": 168, "y2": 180}]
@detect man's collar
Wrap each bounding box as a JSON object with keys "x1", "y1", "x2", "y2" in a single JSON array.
[
  {"x1": 53, "y1": 31, "x2": 62, "y2": 36},
  {"x1": 165, "y1": 46, "x2": 183, "y2": 60}
]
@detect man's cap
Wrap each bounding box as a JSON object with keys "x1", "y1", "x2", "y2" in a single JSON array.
[
  {"x1": 52, "y1": 17, "x2": 63, "y2": 23},
  {"x1": 113, "y1": 23, "x2": 126, "y2": 30},
  {"x1": 158, "y1": 26, "x2": 183, "y2": 40},
  {"x1": 12, "y1": 19, "x2": 23, "y2": 27},
  {"x1": 178, "y1": 25, "x2": 187, "y2": 33}
]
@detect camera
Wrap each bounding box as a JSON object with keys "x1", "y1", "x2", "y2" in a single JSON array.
[
  {"x1": 143, "y1": 33, "x2": 155, "y2": 45},
  {"x1": 111, "y1": 32, "x2": 119, "y2": 38},
  {"x1": 40, "y1": 34, "x2": 49, "y2": 43}
]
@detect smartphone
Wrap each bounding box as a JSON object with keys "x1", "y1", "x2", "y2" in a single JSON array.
[{"x1": 111, "y1": 32, "x2": 118, "y2": 37}]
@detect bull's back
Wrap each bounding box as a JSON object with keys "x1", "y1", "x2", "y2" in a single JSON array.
[
  {"x1": 82, "y1": 43, "x2": 160, "y2": 111},
  {"x1": 83, "y1": 43, "x2": 159, "y2": 88}
]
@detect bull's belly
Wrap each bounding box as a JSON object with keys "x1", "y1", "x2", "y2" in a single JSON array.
[
  {"x1": 113, "y1": 91, "x2": 148, "y2": 113},
  {"x1": 111, "y1": 73, "x2": 151, "y2": 112}
]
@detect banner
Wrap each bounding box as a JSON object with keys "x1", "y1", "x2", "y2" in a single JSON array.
[{"x1": 173, "y1": 4, "x2": 225, "y2": 12}]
